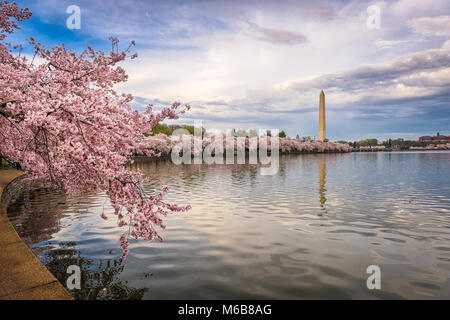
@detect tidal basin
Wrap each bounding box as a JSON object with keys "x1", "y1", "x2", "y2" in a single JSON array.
[{"x1": 7, "y1": 151, "x2": 450, "y2": 299}]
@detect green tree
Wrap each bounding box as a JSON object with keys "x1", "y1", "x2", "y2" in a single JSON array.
[
  {"x1": 248, "y1": 129, "x2": 258, "y2": 138},
  {"x1": 1, "y1": 155, "x2": 8, "y2": 167},
  {"x1": 236, "y1": 129, "x2": 248, "y2": 137},
  {"x1": 182, "y1": 125, "x2": 195, "y2": 135},
  {"x1": 151, "y1": 123, "x2": 172, "y2": 135}
]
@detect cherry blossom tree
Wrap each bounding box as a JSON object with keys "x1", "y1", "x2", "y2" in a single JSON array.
[{"x1": 0, "y1": 1, "x2": 190, "y2": 259}]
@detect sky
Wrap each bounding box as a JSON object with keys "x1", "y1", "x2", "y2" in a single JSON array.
[{"x1": 8, "y1": 0, "x2": 450, "y2": 141}]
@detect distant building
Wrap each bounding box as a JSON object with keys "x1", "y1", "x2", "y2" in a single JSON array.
[
  {"x1": 411, "y1": 143, "x2": 450, "y2": 150},
  {"x1": 419, "y1": 132, "x2": 450, "y2": 142}
]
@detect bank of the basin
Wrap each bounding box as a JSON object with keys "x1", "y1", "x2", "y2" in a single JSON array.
[{"x1": 0, "y1": 168, "x2": 73, "y2": 300}]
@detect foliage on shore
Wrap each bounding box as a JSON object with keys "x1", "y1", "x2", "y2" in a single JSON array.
[{"x1": 145, "y1": 134, "x2": 353, "y2": 156}]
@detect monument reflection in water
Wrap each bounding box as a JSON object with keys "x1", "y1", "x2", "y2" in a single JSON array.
[
  {"x1": 7, "y1": 151, "x2": 450, "y2": 299},
  {"x1": 318, "y1": 157, "x2": 327, "y2": 214}
]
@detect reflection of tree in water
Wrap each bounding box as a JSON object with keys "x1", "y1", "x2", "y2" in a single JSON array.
[
  {"x1": 7, "y1": 178, "x2": 147, "y2": 299},
  {"x1": 43, "y1": 241, "x2": 145, "y2": 300},
  {"x1": 8, "y1": 184, "x2": 146, "y2": 300},
  {"x1": 7, "y1": 188, "x2": 69, "y2": 245}
]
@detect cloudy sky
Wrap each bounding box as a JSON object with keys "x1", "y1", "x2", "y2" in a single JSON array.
[{"x1": 10, "y1": 0, "x2": 450, "y2": 140}]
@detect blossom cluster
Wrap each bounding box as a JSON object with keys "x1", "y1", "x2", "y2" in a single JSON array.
[
  {"x1": 145, "y1": 133, "x2": 353, "y2": 155},
  {"x1": 0, "y1": 1, "x2": 190, "y2": 260},
  {"x1": 424, "y1": 143, "x2": 450, "y2": 150}
]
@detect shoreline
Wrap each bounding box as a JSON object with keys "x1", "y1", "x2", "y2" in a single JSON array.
[
  {"x1": 0, "y1": 168, "x2": 73, "y2": 300},
  {"x1": 132, "y1": 148, "x2": 353, "y2": 160},
  {"x1": 353, "y1": 149, "x2": 450, "y2": 152}
]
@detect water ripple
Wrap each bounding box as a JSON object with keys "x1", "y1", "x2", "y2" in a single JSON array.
[{"x1": 7, "y1": 151, "x2": 450, "y2": 299}]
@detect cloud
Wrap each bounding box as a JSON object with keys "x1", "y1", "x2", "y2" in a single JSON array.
[
  {"x1": 123, "y1": 43, "x2": 450, "y2": 138},
  {"x1": 141, "y1": 47, "x2": 450, "y2": 135},
  {"x1": 245, "y1": 21, "x2": 308, "y2": 45},
  {"x1": 288, "y1": 48, "x2": 450, "y2": 94},
  {"x1": 299, "y1": 2, "x2": 336, "y2": 21},
  {"x1": 206, "y1": 48, "x2": 450, "y2": 125},
  {"x1": 408, "y1": 15, "x2": 450, "y2": 36},
  {"x1": 375, "y1": 40, "x2": 413, "y2": 49},
  {"x1": 443, "y1": 39, "x2": 450, "y2": 48},
  {"x1": 15, "y1": 0, "x2": 450, "y2": 139}
]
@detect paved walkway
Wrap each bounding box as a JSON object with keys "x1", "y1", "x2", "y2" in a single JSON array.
[{"x1": 0, "y1": 168, "x2": 73, "y2": 300}]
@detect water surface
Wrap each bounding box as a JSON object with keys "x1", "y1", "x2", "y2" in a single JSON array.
[{"x1": 8, "y1": 151, "x2": 450, "y2": 299}]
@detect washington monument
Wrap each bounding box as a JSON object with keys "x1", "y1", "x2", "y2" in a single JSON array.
[{"x1": 318, "y1": 90, "x2": 326, "y2": 141}]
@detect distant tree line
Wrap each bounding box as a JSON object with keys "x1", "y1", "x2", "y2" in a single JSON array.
[
  {"x1": 151, "y1": 124, "x2": 207, "y2": 137},
  {"x1": 336, "y1": 138, "x2": 433, "y2": 150},
  {"x1": 152, "y1": 125, "x2": 289, "y2": 138},
  {"x1": 231, "y1": 129, "x2": 287, "y2": 138}
]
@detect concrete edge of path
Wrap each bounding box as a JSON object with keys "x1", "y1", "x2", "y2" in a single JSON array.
[{"x1": 0, "y1": 168, "x2": 73, "y2": 300}]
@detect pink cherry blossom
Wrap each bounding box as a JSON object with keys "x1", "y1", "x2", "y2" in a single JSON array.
[{"x1": 0, "y1": 1, "x2": 190, "y2": 259}]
